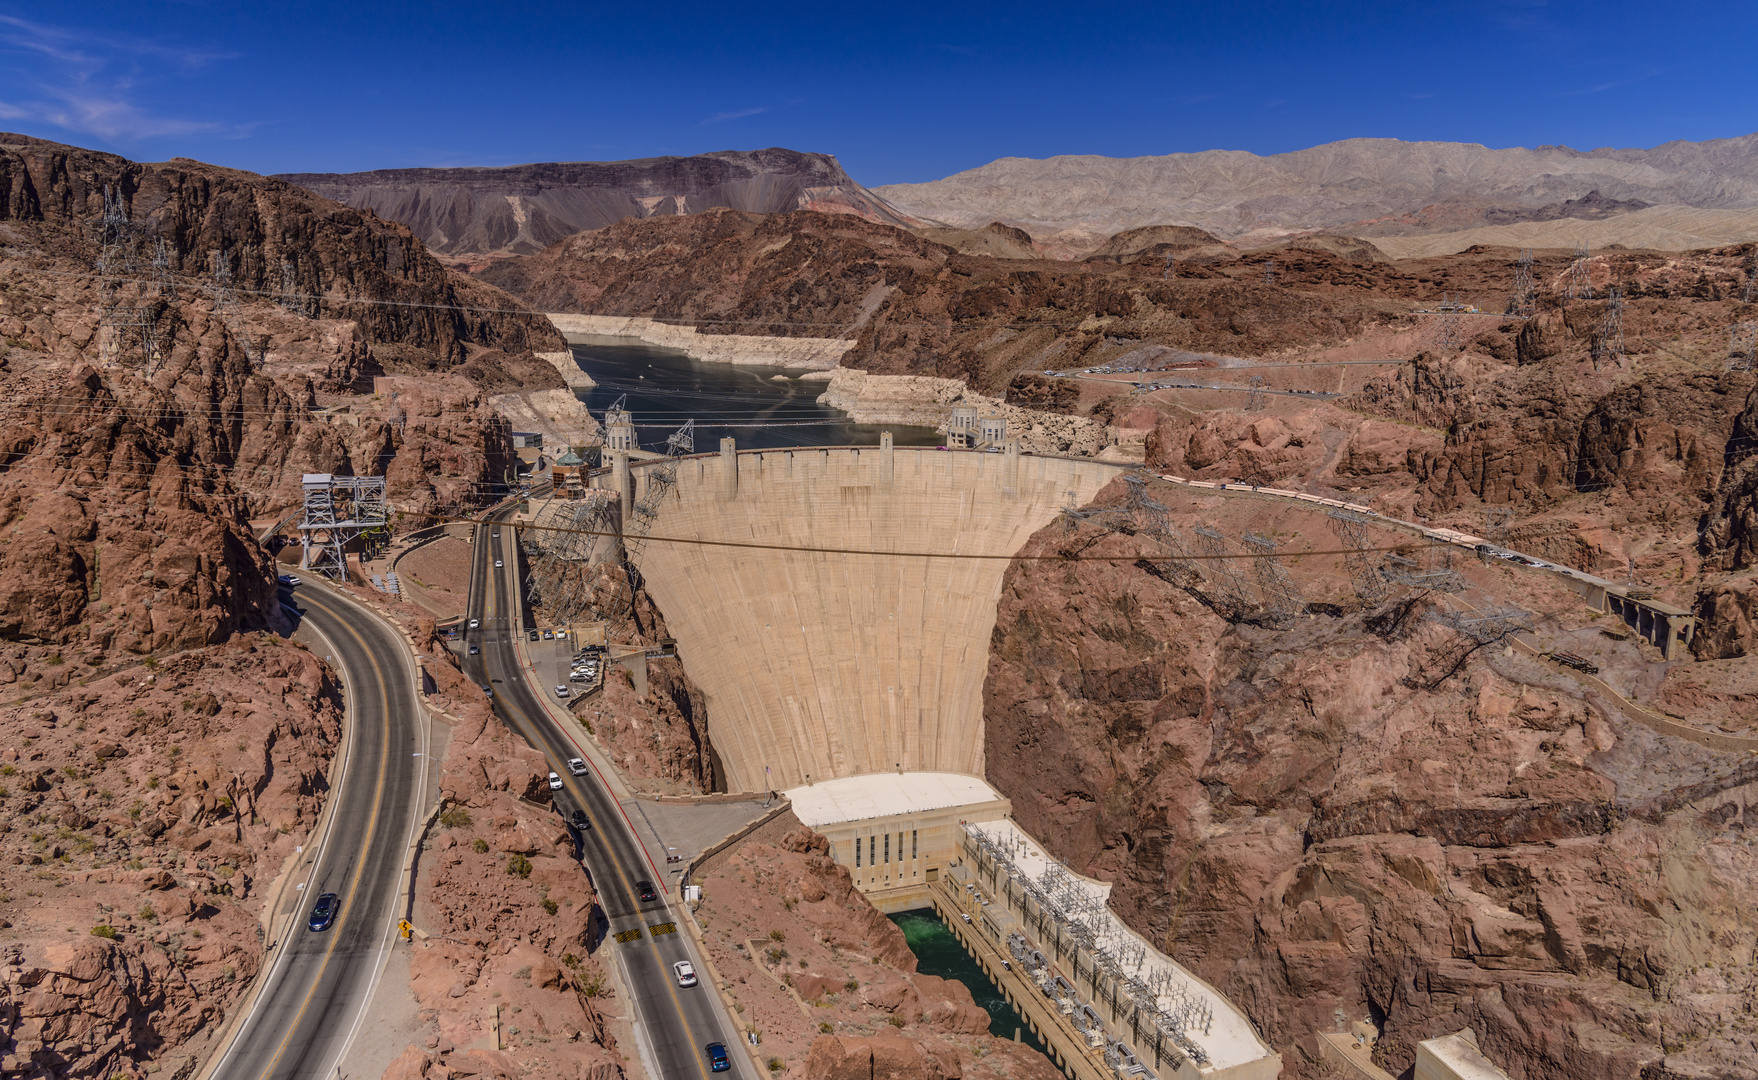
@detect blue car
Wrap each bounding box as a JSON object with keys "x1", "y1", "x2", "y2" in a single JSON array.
[
  {"x1": 308, "y1": 892, "x2": 338, "y2": 932},
  {"x1": 705, "y1": 1043, "x2": 730, "y2": 1072}
]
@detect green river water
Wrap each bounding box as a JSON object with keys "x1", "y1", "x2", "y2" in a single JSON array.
[{"x1": 889, "y1": 908, "x2": 1050, "y2": 1058}]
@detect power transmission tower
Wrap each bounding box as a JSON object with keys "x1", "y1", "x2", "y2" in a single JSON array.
[
  {"x1": 623, "y1": 419, "x2": 696, "y2": 561},
  {"x1": 1483, "y1": 507, "x2": 1513, "y2": 542},
  {"x1": 1262, "y1": 259, "x2": 1277, "y2": 286},
  {"x1": 1327, "y1": 509, "x2": 1390, "y2": 607},
  {"x1": 1163, "y1": 255, "x2": 1177, "y2": 280},
  {"x1": 1246, "y1": 375, "x2": 1267, "y2": 412},
  {"x1": 1432, "y1": 293, "x2": 1465, "y2": 348},
  {"x1": 277, "y1": 259, "x2": 316, "y2": 317},
  {"x1": 150, "y1": 238, "x2": 177, "y2": 300},
  {"x1": 1567, "y1": 243, "x2": 1593, "y2": 300},
  {"x1": 1730, "y1": 322, "x2": 1758, "y2": 372},
  {"x1": 1592, "y1": 287, "x2": 1625, "y2": 371},
  {"x1": 91, "y1": 185, "x2": 163, "y2": 373},
  {"x1": 1192, "y1": 525, "x2": 1256, "y2": 617},
  {"x1": 1744, "y1": 250, "x2": 1757, "y2": 303},
  {"x1": 1506, "y1": 249, "x2": 1536, "y2": 317},
  {"x1": 1242, "y1": 532, "x2": 1302, "y2": 623}
]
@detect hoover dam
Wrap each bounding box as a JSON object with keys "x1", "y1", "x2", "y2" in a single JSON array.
[{"x1": 620, "y1": 439, "x2": 1127, "y2": 792}]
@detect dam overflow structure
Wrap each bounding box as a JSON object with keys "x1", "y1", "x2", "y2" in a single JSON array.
[{"x1": 606, "y1": 439, "x2": 1127, "y2": 792}]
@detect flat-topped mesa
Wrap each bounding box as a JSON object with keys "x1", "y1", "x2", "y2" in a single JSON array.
[{"x1": 605, "y1": 442, "x2": 1129, "y2": 792}]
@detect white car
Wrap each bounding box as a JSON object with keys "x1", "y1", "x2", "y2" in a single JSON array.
[
  {"x1": 494, "y1": 559, "x2": 503, "y2": 568},
  {"x1": 566, "y1": 758, "x2": 588, "y2": 776},
  {"x1": 673, "y1": 961, "x2": 698, "y2": 988},
  {"x1": 547, "y1": 772, "x2": 563, "y2": 790},
  {"x1": 468, "y1": 618, "x2": 480, "y2": 630},
  {"x1": 554, "y1": 685, "x2": 570, "y2": 698}
]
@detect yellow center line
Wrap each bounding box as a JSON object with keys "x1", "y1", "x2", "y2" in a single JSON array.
[
  {"x1": 482, "y1": 532, "x2": 718, "y2": 1080},
  {"x1": 249, "y1": 590, "x2": 394, "y2": 1080}
]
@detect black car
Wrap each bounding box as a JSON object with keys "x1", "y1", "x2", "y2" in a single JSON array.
[
  {"x1": 636, "y1": 879, "x2": 657, "y2": 902},
  {"x1": 308, "y1": 892, "x2": 338, "y2": 932},
  {"x1": 528, "y1": 629, "x2": 539, "y2": 641},
  {"x1": 570, "y1": 809, "x2": 591, "y2": 830},
  {"x1": 705, "y1": 1042, "x2": 730, "y2": 1072}
]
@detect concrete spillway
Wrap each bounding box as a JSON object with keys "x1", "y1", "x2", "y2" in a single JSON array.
[{"x1": 624, "y1": 443, "x2": 1127, "y2": 792}]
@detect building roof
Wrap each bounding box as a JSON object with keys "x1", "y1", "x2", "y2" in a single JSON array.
[
  {"x1": 554, "y1": 451, "x2": 584, "y2": 466},
  {"x1": 785, "y1": 772, "x2": 1006, "y2": 827}
]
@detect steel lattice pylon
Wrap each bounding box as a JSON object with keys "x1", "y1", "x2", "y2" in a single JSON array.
[
  {"x1": 1506, "y1": 249, "x2": 1536, "y2": 317},
  {"x1": 1567, "y1": 243, "x2": 1594, "y2": 300},
  {"x1": 1327, "y1": 509, "x2": 1390, "y2": 606},
  {"x1": 298, "y1": 474, "x2": 389, "y2": 579},
  {"x1": 1192, "y1": 524, "x2": 1255, "y2": 615},
  {"x1": 623, "y1": 419, "x2": 695, "y2": 561},
  {"x1": 1242, "y1": 531, "x2": 1302, "y2": 623}
]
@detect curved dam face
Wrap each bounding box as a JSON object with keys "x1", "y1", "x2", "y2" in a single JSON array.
[{"x1": 627, "y1": 444, "x2": 1127, "y2": 792}]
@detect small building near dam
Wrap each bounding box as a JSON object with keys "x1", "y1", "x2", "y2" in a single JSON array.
[{"x1": 786, "y1": 771, "x2": 1010, "y2": 913}]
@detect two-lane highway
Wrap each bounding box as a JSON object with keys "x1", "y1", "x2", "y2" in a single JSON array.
[
  {"x1": 460, "y1": 516, "x2": 751, "y2": 1080},
  {"x1": 209, "y1": 584, "x2": 427, "y2": 1080}
]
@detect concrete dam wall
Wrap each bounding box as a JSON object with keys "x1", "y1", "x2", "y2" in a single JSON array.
[{"x1": 623, "y1": 444, "x2": 1127, "y2": 792}]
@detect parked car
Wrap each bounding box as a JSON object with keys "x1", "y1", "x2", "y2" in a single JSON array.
[
  {"x1": 554, "y1": 685, "x2": 570, "y2": 698},
  {"x1": 673, "y1": 961, "x2": 698, "y2": 987},
  {"x1": 566, "y1": 758, "x2": 588, "y2": 776},
  {"x1": 542, "y1": 630, "x2": 555, "y2": 640},
  {"x1": 528, "y1": 629, "x2": 539, "y2": 641},
  {"x1": 547, "y1": 772, "x2": 563, "y2": 790},
  {"x1": 308, "y1": 892, "x2": 338, "y2": 932},
  {"x1": 636, "y1": 879, "x2": 657, "y2": 902}
]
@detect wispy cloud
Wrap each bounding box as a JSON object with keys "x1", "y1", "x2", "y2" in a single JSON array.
[
  {"x1": 700, "y1": 106, "x2": 770, "y2": 125},
  {"x1": 0, "y1": 12, "x2": 243, "y2": 142},
  {"x1": 1556, "y1": 67, "x2": 1665, "y2": 97}
]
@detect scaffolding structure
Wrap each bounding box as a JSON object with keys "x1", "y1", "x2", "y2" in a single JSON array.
[
  {"x1": 1506, "y1": 249, "x2": 1536, "y2": 317},
  {"x1": 1327, "y1": 509, "x2": 1390, "y2": 606},
  {"x1": 1567, "y1": 243, "x2": 1593, "y2": 300},
  {"x1": 964, "y1": 825, "x2": 1214, "y2": 1075},
  {"x1": 1729, "y1": 322, "x2": 1757, "y2": 372},
  {"x1": 298, "y1": 474, "x2": 389, "y2": 578}
]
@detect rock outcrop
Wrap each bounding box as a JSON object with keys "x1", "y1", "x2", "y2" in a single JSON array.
[
  {"x1": 981, "y1": 497, "x2": 1758, "y2": 1080},
  {"x1": 0, "y1": 638, "x2": 343, "y2": 1080}
]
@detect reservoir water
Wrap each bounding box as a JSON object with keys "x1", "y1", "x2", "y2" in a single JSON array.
[
  {"x1": 567, "y1": 338, "x2": 942, "y2": 451},
  {"x1": 889, "y1": 908, "x2": 1049, "y2": 1057}
]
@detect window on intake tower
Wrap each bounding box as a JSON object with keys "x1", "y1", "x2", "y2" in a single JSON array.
[
  {"x1": 912, "y1": 830, "x2": 917, "y2": 859},
  {"x1": 855, "y1": 838, "x2": 862, "y2": 868},
  {"x1": 884, "y1": 834, "x2": 890, "y2": 863},
  {"x1": 898, "y1": 832, "x2": 904, "y2": 860}
]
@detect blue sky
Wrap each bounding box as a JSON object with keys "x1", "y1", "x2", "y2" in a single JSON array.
[{"x1": 1, "y1": 1, "x2": 1752, "y2": 185}]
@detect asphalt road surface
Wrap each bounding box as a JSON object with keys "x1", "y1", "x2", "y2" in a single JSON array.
[
  {"x1": 211, "y1": 584, "x2": 426, "y2": 1080},
  {"x1": 461, "y1": 515, "x2": 751, "y2": 1080}
]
